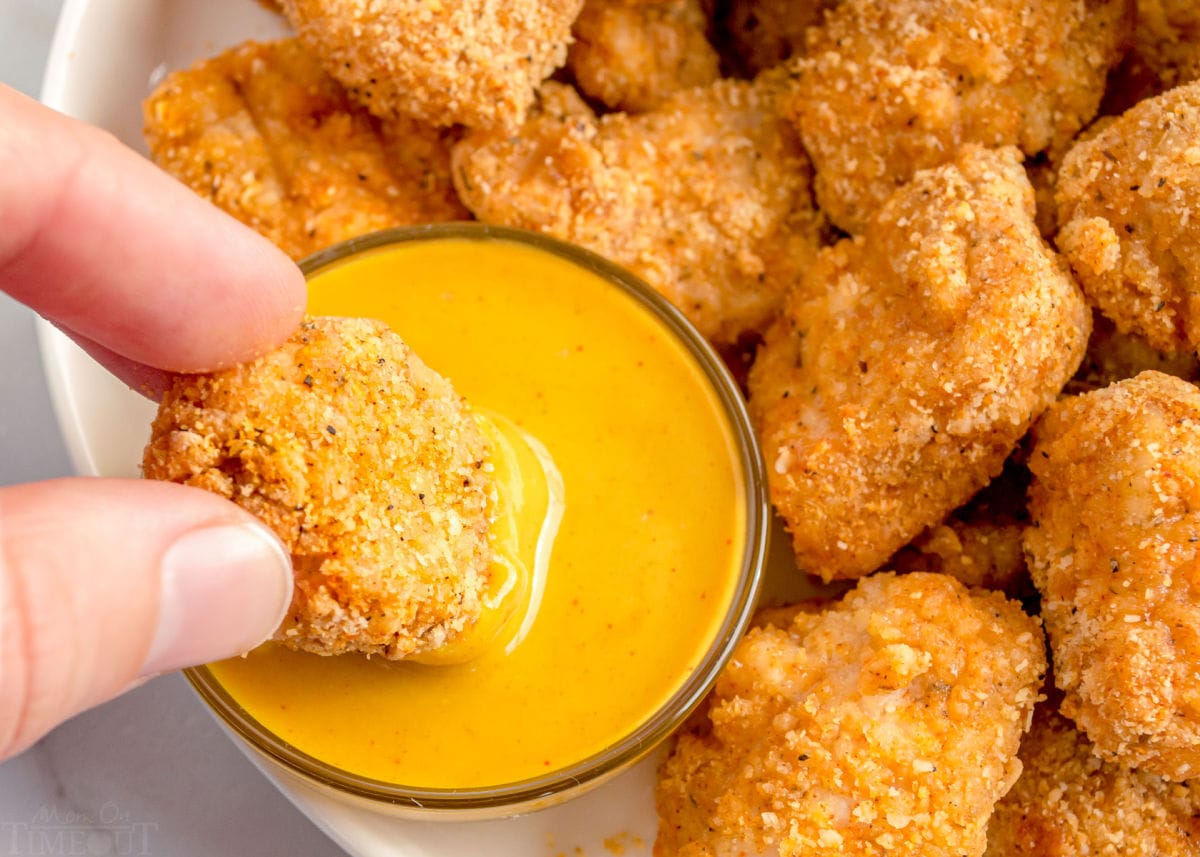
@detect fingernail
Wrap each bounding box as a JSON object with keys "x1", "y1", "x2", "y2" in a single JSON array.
[{"x1": 142, "y1": 522, "x2": 293, "y2": 676}]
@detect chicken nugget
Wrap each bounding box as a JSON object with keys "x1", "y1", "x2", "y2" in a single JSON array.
[
  {"x1": 143, "y1": 317, "x2": 494, "y2": 660},
  {"x1": 451, "y1": 75, "x2": 823, "y2": 346},
  {"x1": 719, "y1": 0, "x2": 836, "y2": 76},
  {"x1": 985, "y1": 708, "x2": 1200, "y2": 856},
  {"x1": 143, "y1": 39, "x2": 468, "y2": 261},
  {"x1": 278, "y1": 0, "x2": 583, "y2": 130},
  {"x1": 1025, "y1": 371, "x2": 1200, "y2": 780},
  {"x1": 1056, "y1": 82, "x2": 1200, "y2": 355},
  {"x1": 566, "y1": 0, "x2": 719, "y2": 113},
  {"x1": 784, "y1": 0, "x2": 1132, "y2": 234},
  {"x1": 748, "y1": 146, "x2": 1089, "y2": 581},
  {"x1": 655, "y1": 572, "x2": 1045, "y2": 857}
]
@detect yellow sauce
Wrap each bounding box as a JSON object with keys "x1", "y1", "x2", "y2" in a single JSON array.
[{"x1": 209, "y1": 237, "x2": 747, "y2": 788}]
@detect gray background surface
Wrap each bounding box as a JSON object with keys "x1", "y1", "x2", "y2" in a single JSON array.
[{"x1": 0, "y1": 3, "x2": 343, "y2": 854}]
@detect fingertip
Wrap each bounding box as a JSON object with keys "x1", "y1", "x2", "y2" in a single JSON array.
[{"x1": 142, "y1": 520, "x2": 294, "y2": 676}]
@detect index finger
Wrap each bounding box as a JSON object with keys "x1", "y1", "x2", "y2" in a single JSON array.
[{"x1": 0, "y1": 84, "x2": 305, "y2": 376}]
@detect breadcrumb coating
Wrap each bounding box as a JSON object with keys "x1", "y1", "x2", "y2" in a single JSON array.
[
  {"x1": 143, "y1": 39, "x2": 467, "y2": 261},
  {"x1": 985, "y1": 708, "x2": 1200, "y2": 856},
  {"x1": 748, "y1": 146, "x2": 1089, "y2": 581},
  {"x1": 1055, "y1": 82, "x2": 1200, "y2": 354},
  {"x1": 143, "y1": 317, "x2": 494, "y2": 660},
  {"x1": 278, "y1": 0, "x2": 584, "y2": 130},
  {"x1": 655, "y1": 572, "x2": 1046, "y2": 857},
  {"x1": 451, "y1": 75, "x2": 823, "y2": 346},
  {"x1": 566, "y1": 0, "x2": 720, "y2": 113},
  {"x1": 1025, "y1": 371, "x2": 1200, "y2": 780},
  {"x1": 784, "y1": 0, "x2": 1132, "y2": 233},
  {"x1": 891, "y1": 458, "x2": 1031, "y2": 594},
  {"x1": 719, "y1": 0, "x2": 836, "y2": 76},
  {"x1": 1066, "y1": 311, "x2": 1199, "y2": 396}
]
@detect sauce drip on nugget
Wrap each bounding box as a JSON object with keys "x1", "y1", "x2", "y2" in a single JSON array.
[{"x1": 143, "y1": 317, "x2": 494, "y2": 660}]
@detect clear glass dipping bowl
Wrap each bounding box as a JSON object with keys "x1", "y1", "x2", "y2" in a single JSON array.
[{"x1": 185, "y1": 223, "x2": 769, "y2": 820}]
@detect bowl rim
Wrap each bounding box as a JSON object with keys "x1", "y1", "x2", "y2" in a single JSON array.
[{"x1": 184, "y1": 222, "x2": 769, "y2": 813}]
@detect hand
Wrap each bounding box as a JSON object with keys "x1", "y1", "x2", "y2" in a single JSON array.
[{"x1": 0, "y1": 85, "x2": 305, "y2": 760}]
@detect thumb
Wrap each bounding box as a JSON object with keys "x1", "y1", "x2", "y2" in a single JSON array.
[{"x1": 0, "y1": 478, "x2": 293, "y2": 760}]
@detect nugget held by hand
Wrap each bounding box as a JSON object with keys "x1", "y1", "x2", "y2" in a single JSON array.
[
  {"x1": 452, "y1": 76, "x2": 823, "y2": 346},
  {"x1": 1025, "y1": 371, "x2": 1200, "y2": 780},
  {"x1": 144, "y1": 317, "x2": 494, "y2": 660},
  {"x1": 985, "y1": 708, "x2": 1200, "y2": 857},
  {"x1": 655, "y1": 572, "x2": 1045, "y2": 857},
  {"x1": 749, "y1": 146, "x2": 1089, "y2": 581},
  {"x1": 279, "y1": 0, "x2": 583, "y2": 130},
  {"x1": 144, "y1": 39, "x2": 467, "y2": 261},
  {"x1": 786, "y1": 0, "x2": 1132, "y2": 233},
  {"x1": 1056, "y1": 81, "x2": 1200, "y2": 354}
]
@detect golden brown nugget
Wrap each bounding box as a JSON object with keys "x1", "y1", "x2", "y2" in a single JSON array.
[
  {"x1": 567, "y1": 0, "x2": 719, "y2": 113},
  {"x1": 1066, "y1": 311, "x2": 1200, "y2": 395},
  {"x1": 144, "y1": 317, "x2": 494, "y2": 660},
  {"x1": 785, "y1": 0, "x2": 1132, "y2": 234},
  {"x1": 1056, "y1": 82, "x2": 1200, "y2": 354},
  {"x1": 452, "y1": 76, "x2": 823, "y2": 346},
  {"x1": 655, "y1": 572, "x2": 1046, "y2": 857},
  {"x1": 985, "y1": 708, "x2": 1200, "y2": 857},
  {"x1": 1025, "y1": 371, "x2": 1200, "y2": 780},
  {"x1": 144, "y1": 39, "x2": 467, "y2": 261},
  {"x1": 279, "y1": 0, "x2": 583, "y2": 130},
  {"x1": 720, "y1": 0, "x2": 836, "y2": 75},
  {"x1": 748, "y1": 146, "x2": 1089, "y2": 581}
]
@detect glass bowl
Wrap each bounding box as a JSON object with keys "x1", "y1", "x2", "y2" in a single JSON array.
[{"x1": 184, "y1": 223, "x2": 769, "y2": 819}]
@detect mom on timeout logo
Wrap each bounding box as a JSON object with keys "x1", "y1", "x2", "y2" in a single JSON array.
[{"x1": 1, "y1": 802, "x2": 156, "y2": 856}]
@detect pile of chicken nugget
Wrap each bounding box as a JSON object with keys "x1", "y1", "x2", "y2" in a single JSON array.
[{"x1": 142, "y1": 1, "x2": 1200, "y2": 853}]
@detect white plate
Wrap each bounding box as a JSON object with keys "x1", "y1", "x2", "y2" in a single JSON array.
[{"x1": 36, "y1": 3, "x2": 821, "y2": 854}]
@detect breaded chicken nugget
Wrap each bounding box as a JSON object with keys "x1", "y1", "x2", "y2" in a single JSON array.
[
  {"x1": 1056, "y1": 82, "x2": 1200, "y2": 355},
  {"x1": 278, "y1": 0, "x2": 583, "y2": 130},
  {"x1": 720, "y1": 0, "x2": 836, "y2": 76},
  {"x1": 566, "y1": 0, "x2": 719, "y2": 113},
  {"x1": 655, "y1": 572, "x2": 1046, "y2": 857},
  {"x1": 144, "y1": 317, "x2": 494, "y2": 660},
  {"x1": 144, "y1": 39, "x2": 467, "y2": 261},
  {"x1": 1066, "y1": 311, "x2": 1199, "y2": 395},
  {"x1": 1025, "y1": 371, "x2": 1200, "y2": 780},
  {"x1": 784, "y1": 0, "x2": 1132, "y2": 234},
  {"x1": 891, "y1": 458, "x2": 1031, "y2": 594},
  {"x1": 452, "y1": 76, "x2": 823, "y2": 346},
  {"x1": 985, "y1": 708, "x2": 1200, "y2": 856},
  {"x1": 748, "y1": 146, "x2": 1089, "y2": 581}
]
